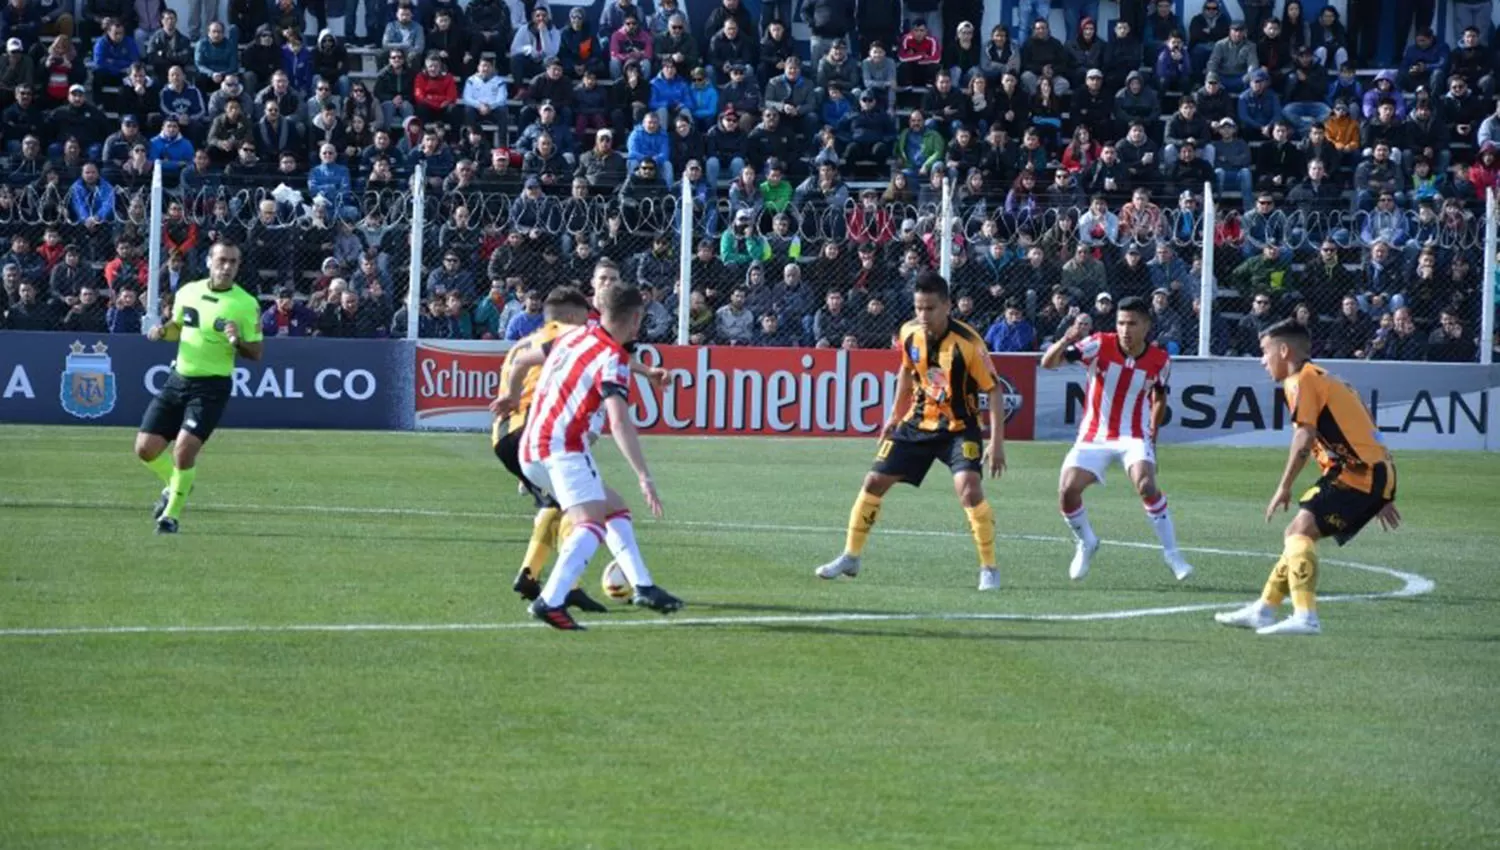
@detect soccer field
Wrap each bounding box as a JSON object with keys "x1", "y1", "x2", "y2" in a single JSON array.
[{"x1": 1, "y1": 426, "x2": 1498, "y2": 849}]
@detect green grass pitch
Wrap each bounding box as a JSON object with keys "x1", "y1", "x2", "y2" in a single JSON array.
[{"x1": 1, "y1": 425, "x2": 1498, "y2": 849}]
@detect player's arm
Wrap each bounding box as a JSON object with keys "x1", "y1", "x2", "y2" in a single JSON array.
[
  {"x1": 1149, "y1": 384, "x2": 1168, "y2": 441},
  {"x1": 1265, "y1": 424, "x2": 1317, "y2": 521},
  {"x1": 880, "y1": 363, "x2": 915, "y2": 439},
  {"x1": 224, "y1": 322, "x2": 263, "y2": 361},
  {"x1": 493, "y1": 345, "x2": 547, "y2": 414},
  {"x1": 627, "y1": 357, "x2": 670, "y2": 389},
  {"x1": 148, "y1": 318, "x2": 182, "y2": 342},
  {"x1": 1040, "y1": 315, "x2": 1090, "y2": 369},
  {"x1": 603, "y1": 393, "x2": 663, "y2": 518},
  {"x1": 984, "y1": 378, "x2": 1006, "y2": 477}
]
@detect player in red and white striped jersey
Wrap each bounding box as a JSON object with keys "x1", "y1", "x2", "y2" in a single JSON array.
[
  {"x1": 496, "y1": 284, "x2": 682, "y2": 630},
  {"x1": 1040, "y1": 296, "x2": 1194, "y2": 583}
]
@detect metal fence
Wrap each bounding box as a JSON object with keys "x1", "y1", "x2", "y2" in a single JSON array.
[{"x1": 0, "y1": 170, "x2": 1492, "y2": 366}]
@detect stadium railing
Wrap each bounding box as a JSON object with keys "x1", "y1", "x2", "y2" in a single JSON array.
[{"x1": 131, "y1": 167, "x2": 1496, "y2": 366}]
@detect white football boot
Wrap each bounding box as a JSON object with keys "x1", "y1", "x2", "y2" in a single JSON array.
[
  {"x1": 977, "y1": 567, "x2": 1000, "y2": 591},
  {"x1": 1068, "y1": 535, "x2": 1100, "y2": 581},
  {"x1": 1164, "y1": 550, "x2": 1195, "y2": 581},
  {"x1": 1256, "y1": 610, "x2": 1322, "y2": 636},
  {"x1": 814, "y1": 554, "x2": 861, "y2": 579},
  {"x1": 1214, "y1": 602, "x2": 1276, "y2": 630}
]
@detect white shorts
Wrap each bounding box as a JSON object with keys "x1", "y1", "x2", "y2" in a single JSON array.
[
  {"x1": 1062, "y1": 438, "x2": 1156, "y2": 486},
  {"x1": 521, "y1": 451, "x2": 606, "y2": 510}
]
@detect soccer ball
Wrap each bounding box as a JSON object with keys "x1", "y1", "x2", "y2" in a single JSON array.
[{"x1": 601, "y1": 560, "x2": 633, "y2": 601}]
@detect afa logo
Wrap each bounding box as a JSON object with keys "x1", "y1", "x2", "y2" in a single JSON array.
[
  {"x1": 976, "y1": 374, "x2": 1025, "y2": 423},
  {"x1": 60, "y1": 340, "x2": 117, "y2": 419}
]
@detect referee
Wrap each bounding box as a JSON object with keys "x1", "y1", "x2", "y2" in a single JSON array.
[{"x1": 133, "y1": 241, "x2": 263, "y2": 534}]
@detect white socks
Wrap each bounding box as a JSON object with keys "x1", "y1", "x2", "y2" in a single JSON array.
[
  {"x1": 605, "y1": 510, "x2": 655, "y2": 588},
  {"x1": 1143, "y1": 494, "x2": 1179, "y2": 553},
  {"x1": 1062, "y1": 505, "x2": 1097, "y2": 544},
  {"x1": 540, "y1": 521, "x2": 604, "y2": 607}
]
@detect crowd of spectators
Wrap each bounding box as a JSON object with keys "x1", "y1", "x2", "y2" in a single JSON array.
[{"x1": 0, "y1": 0, "x2": 1496, "y2": 362}]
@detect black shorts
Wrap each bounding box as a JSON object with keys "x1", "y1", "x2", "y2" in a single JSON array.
[
  {"x1": 493, "y1": 429, "x2": 559, "y2": 511},
  {"x1": 139, "y1": 372, "x2": 232, "y2": 443},
  {"x1": 1299, "y1": 462, "x2": 1396, "y2": 546},
  {"x1": 871, "y1": 424, "x2": 984, "y2": 488}
]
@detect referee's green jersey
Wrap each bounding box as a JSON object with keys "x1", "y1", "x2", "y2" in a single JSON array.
[{"x1": 172, "y1": 280, "x2": 263, "y2": 378}]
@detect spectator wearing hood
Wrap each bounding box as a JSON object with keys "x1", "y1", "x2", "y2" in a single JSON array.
[
  {"x1": 1064, "y1": 17, "x2": 1102, "y2": 90},
  {"x1": 1361, "y1": 70, "x2": 1406, "y2": 120},
  {"x1": 1188, "y1": 0, "x2": 1231, "y2": 71},
  {"x1": 1113, "y1": 71, "x2": 1159, "y2": 132}
]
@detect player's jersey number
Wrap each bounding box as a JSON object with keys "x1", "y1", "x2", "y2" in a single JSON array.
[{"x1": 875, "y1": 440, "x2": 894, "y2": 460}]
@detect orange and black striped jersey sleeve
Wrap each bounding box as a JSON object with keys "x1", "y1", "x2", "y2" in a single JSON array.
[
  {"x1": 1283, "y1": 362, "x2": 1394, "y2": 497},
  {"x1": 897, "y1": 319, "x2": 997, "y2": 434},
  {"x1": 491, "y1": 320, "x2": 570, "y2": 446}
]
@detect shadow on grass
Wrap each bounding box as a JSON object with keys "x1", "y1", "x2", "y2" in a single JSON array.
[{"x1": 690, "y1": 601, "x2": 915, "y2": 617}]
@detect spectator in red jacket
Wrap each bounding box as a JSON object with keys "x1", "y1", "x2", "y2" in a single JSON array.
[
  {"x1": 413, "y1": 54, "x2": 460, "y2": 129},
  {"x1": 896, "y1": 20, "x2": 941, "y2": 88}
]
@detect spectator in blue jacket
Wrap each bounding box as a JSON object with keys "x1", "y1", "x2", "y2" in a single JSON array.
[
  {"x1": 106, "y1": 286, "x2": 144, "y2": 334},
  {"x1": 684, "y1": 65, "x2": 718, "y2": 131},
  {"x1": 91, "y1": 19, "x2": 140, "y2": 98},
  {"x1": 984, "y1": 299, "x2": 1036, "y2": 351},
  {"x1": 194, "y1": 21, "x2": 239, "y2": 90},
  {"x1": 281, "y1": 29, "x2": 315, "y2": 95},
  {"x1": 1397, "y1": 27, "x2": 1448, "y2": 93},
  {"x1": 1236, "y1": 69, "x2": 1282, "y2": 141},
  {"x1": 308, "y1": 142, "x2": 356, "y2": 214},
  {"x1": 648, "y1": 57, "x2": 690, "y2": 127},
  {"x1": 626, "y1": 109, "x2": 672, "y2": 182},
  {"x1": 147, "y1": 117, "x2": 194, "y2": 178},
  {"x1": 2, "y1": 0, "x2": 41, "y2": 47},
  {"x1": 260, "y1": 287, "x2": 319, "y2": 337},
  {"x1": 68, "y1": 162, "x2": 114, "y2": 225}
]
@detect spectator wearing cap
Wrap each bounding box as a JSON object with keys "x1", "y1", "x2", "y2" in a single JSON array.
[
  {"x1": 0, "y1": 38, "x2": 35, "y2": 106},
  {"x1": 1192, "y1": 71, "x2": 1234, "y2": 126},
  {"x1": 720, "y1": 208, "x2": 768, "y2": 265},
  {"x1": 1090, "y1": 290, "x2": 1117, "y2": 328},
  {"x1": 575, "y1": 127, "x2": 627, "y2": 190},
  {"x1": 1149, "y1": 287, "x2": 1186, "y2": 353},
  {"x1": 1207, "y1": 20, "x2": 1255, "y2": 94},
  {"x1": 99, "y1": 112, "x2": 142, "y2": 165},
  {"x1": 515, "y1": 101, "x2": 573, "y2": 162},
  {"x1": 1323, "y1": 98, "x2": 1360, "y2": 165},
  {"x1": 1236, "y1": 68, "x2": 1281, "y2": 141},
  {"x1": 1098, "y1": 19, "x2": 1142, "y2": 95},
  {"x1": 1113, "y1": 70, "x2": 1159, "y2": 135},
  {"x1": 719, "y1": 62, "x2": 761, "y2": 122},
  {"x1": 816, "y1": 38, "x2": 860, "y2": 93},
  {"x1": 261, "y1": 286, "x2": 317, "y2": 336},
  {"x1": 608, "y1": 13, "x2": 652, "y2": 80},
  {"x1": 49, "y1": 84, "x2": 108, "y2": 157}
]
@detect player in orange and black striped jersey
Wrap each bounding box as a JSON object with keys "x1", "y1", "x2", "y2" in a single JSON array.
[
  {"x1": 813, "y1": 272, "x2": 1010, "y2": 591},
  {"x1": 1216, "y1": 320, "x2": 1402, "y2": 636},
  {"x1": 486, "y1": 288, "x2": 607, "y2": 612}
]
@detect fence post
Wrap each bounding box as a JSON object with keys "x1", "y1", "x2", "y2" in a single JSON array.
[
  {"x1": 1483, "y1": 187, "x2": 1496, "y2": 366},
  {"x1": 405, "y1": 163, "x2": 426, "y2": 341},
  {"x1": 938, "y1": 175, "x2": 953, "y2": 284},
  {"x1": 144, "y1": 161, "x2": 164, "y2": 333},
  {"x1": 676, "y1": 173, "x2": 693, "y2": 345},
  {"x1": 1198, "y1": 180, "x2": 1216, "y2": 357}
]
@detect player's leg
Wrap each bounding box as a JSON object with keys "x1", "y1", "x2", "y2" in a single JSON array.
[
  {"x1": 533, "y1": 499, "x2": 608, "y2": 630},
  {"x1": 816, "y1": 469, "x2": 900, "y2": 579},
  {"x1": 136, "y1": 377, "x2": 186, "y2": 519},
  {"x1": 952, "y1": 469, "x2": 999, "y2": 591},
  {"x1": 497, "y1": 434, "x2": 564, "y2": 600},
  {"x1": 156, "y1": 382, "x2": 227, "y2": 532},
  {"x1": 1125, "y1": 452, "x2": 1193, "y2": 581},
  {"x1": 1058, "y1": 446, "x2": 1108, "y2": 579},
  {"x1": 599, "y1": 485, "x2": 682, "y2": 613},
  {"x1": 1227, "y1": 511, "x2": 1324, "y2": 635}
]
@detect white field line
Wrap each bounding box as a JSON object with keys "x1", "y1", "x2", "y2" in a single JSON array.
[{"x1": 0, "y1": 499, "x2": 1435, "y2": 639}]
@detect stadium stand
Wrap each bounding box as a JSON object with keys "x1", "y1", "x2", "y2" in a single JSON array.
[{"x1": 0, "y1": 0, "x2": 1495, "y2": 362}]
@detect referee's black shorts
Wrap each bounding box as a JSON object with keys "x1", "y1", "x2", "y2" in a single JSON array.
[
  {"x1": 139, "y1": 372, "x2": 232, "y2": 442},
  {"x1": 870, "y1": 423, "x2": 984, "y2": 487},
  {"x1": 493, "y1": 428, "x2": 559, "y2": 510}
]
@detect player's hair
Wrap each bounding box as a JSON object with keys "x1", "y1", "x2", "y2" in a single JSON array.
[
  {"x1": 600, "y1": 283, "x2": 645, "y2": 316},
  {"x1": 1116, "y1": 295, "x2": 1149, "y2": 317},
  {"x1": 207, "y1": 239, "x2": 240, "y2": 254},
  {"x1": 594, "y1": 257, "x2": 620, "y2": 274},
  {"x1": 912, "y1": 271, "x2": 951, "y2": 300},
  {"x1": 1261, "y1": 319, "x2": 1312, "y2": 350},
  {"x1": 543, "y1": 286, "x2": 590, "y2": 318}
]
